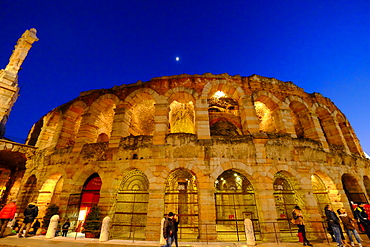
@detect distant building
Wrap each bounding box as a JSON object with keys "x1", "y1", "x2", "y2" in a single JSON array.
[{"x1": 1, "y1": 29, "x2": 370, "y2": 243}]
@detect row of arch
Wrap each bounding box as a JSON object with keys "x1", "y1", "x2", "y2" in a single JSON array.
[
  {"x1": 27, "y1": 80, "x2": 362, "y2": 156},
  {"x1": 17, "y1": 164, "x2": 370, "y2": 240}
]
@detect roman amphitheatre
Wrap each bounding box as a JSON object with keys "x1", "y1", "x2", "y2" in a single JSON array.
[{"x1": 1, "y1": 29, "x2": 370, "y2": 243}]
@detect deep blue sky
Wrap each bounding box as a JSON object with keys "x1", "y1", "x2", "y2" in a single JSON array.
[{"x1": 1, "y1": 1, "x2": 370, "y2": 153}]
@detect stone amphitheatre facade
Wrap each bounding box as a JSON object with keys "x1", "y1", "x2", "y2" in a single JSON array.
[
  {"x1": 20, "y1": 72, "x2": 370, "y2": 242},
  {"x1": 1, "y1": 30, "x2": 370, "y2": 243}
]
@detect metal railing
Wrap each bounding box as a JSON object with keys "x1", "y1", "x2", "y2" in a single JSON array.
[{"x1": 10, "y1": 217, "x2": 340, "y2": 245}]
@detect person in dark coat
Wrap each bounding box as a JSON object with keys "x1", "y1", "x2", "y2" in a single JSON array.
[
  {"x1": 62, "y1": 219, "x2": 70, "y2": 237},
  {"x1": 18, "y1": 202, "x2": 38, "y2": 238},
  {"x1": 354, "y1": 203, "x2": 370, "y2": 239},
  {"x1": 0, "y1": 200, "x2": 17, "y2": 237},
  {"x1": 161, "y1": 212, "x2": 175, "y2": 247},
  {"x1": 325, "y1": 205, "x2": 344, "y2": 247},
  {"x1": 338, "y1": 208, "x2": 362, "y2": 247}
]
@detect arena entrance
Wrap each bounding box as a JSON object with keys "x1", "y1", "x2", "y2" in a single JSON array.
[
  {"x1": 273, "y1": 172, "x2": 297, "y2": 234},
  {"x1": 311, "y1": 174, "x2": 331, "y2": 217},
  {"x1": 215, "y1": 170, "x2": 259, "y2": 242},
  {"x1": 164, "y1": 169, "x2": 199, "y2": 241},
  {"x1": 19, "y1": 175, "x2": 37, "y2": 210},
  {"x1": 111, "y1": 169, "x2": 149, "y2": 240},
  {"x1": 342, "y1": 174, "x2": 368, "y2": 205},
  {"x1": 65, "y1": 173, "x2": 102, "y2": 233}
]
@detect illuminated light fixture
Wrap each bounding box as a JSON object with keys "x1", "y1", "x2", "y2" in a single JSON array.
[{"x1": 213, "y1": 91, "x2": 225, "y2": 99}]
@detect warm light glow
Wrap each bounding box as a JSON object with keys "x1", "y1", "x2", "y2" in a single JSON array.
[
  {"x1": 78, "y1": 209, "x2": 87, "y2": 221},
  {"x1": 213, "y1": 91, "x2": 226, "y2": 99}
]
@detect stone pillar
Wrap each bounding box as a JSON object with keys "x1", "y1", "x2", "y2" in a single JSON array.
[
  {"x1": 99, "y1": 216, "x2": 110, "y2": 242},
  {"x1": 109, "y1": 104, "x2": 131, "y2": 148},
  {"x1": 153, "y1": 103, "x2": 168, "y2": 145},
  {"x1": 145, "y1": 188, "x2": 165, "y2": 241},
  {"x1": 45, "y1": 214, "x2": 59, "y2": 239},
  {"x1": 238, "y1": 95, "x2": 260, "y2": 134},
  {"x1": 197, "y1": 184, "x2": 217, "y2": 241},
  {"x1": 195, "y1": 97, "x2": 211, "y2": 139},
  {"x1": 307, "y1": 113, "x2": 330, "y2": 152},
  {"x1": 254, "y1": 176, "x2": 279, "y2": 242},
  {"x1": 73, "y1": 113, "x2": 98, "y2": 152},
  {"x1": 277, "y1": 108, "x2": 296, "y2": 136}
]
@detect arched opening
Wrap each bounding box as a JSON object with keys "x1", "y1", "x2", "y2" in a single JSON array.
[
  {"x1": 316, "y1": 107, "x2": 344, "y2": 148},
  {"x1": 289, "y1": 101, "x2": 310, "y2": 139},
  {"x1": 37, "y1": 173, "x2": 63, "y2": 218},
  {"x1": 273, "y1": 172, "x2": 301, "y2": 233},
  {"x1": 165, "y1": 169, "x2": 198, "y2": 241},
  {"x1": 97, "y1": 133, "x2": 109, "y2": 143},
  {"x1": 169, "y1": 101, "x2": 195, "y2": 134},
  {"x1": 68, "y1": 173, "x2": 102, "y2": 234},
  {"x1": 208, "y1": 91, "x2": 242, "y2": 136},
  {"x1": 56, "y1": 103, "x2": 84, "y2": 148},
  {"x1": 129, "y1": 100, "x2": 155, "y2": 136},
  {"x1": 311, "y1": 174, "x2": 331, "y2": 217},
  {"x1": 342, "y1": 174, "x2": 368, "y2": 205},
  {"x1": 111, "y1": 169, "x2": 149, "y2": 240},
  {"x1": 215, "y1": 170, "x2": 259, "y2": 241},
  {"x1": 253, "y1": 93, "x2": 285, "y2": 134},
  {"x1": 0, "y1": 167, "x2": 11, "y2": 201},
  {"x1": 337, "y1": 115, "x2": 361, "y2": 155},
  {"x1": 19, "y1": 175, "x2": 37, "y2": 210},
  {"x1": 36, "y1": 112, "x2": 60, "y2": 149}
]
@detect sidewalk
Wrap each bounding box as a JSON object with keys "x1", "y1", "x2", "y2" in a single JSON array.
[{"x1": 0, "y1": 235, "x2": 369, "y2": 247}]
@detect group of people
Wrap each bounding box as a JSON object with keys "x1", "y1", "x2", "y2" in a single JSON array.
[
  {"x1": 292, "y1": 204, "x2": 370, "y2": 247},
  {"x1": 160, "y1": 212, "x2": 179, "y2": 247},
  {"x1": 0, "y1": 200, "x2": 39, "y2": 238},
  {"x1": 0, "y1": 200, "x2": 72, "y2": 238}
]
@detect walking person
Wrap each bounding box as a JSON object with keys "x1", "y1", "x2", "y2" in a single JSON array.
[
  {"x1": 338, "y1": 208, "x2": 363, "y2": 247},
  {"x1": 18, "y1": 202, "x2": 38, "y2": 238},
  {"x1": 61, "y1": 219, "x2": 70, "y2": 237},
  {"x1": 325, "y1": 205, "x2": 344, "y2": 247},
  {"x1": 354, "y1": 203, "x2": 370, "y2": 239},
  {"x1": 291, "y1": 205, "x2": 313, "y2": 246},
  {"x1": 161, "y1": 212, "x2": 175, "y2": 247},
  {"x1": 0, "y1": 199, "x2": 17, "y2": 238}
]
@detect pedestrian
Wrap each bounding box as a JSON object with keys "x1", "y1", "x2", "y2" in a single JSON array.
[
  {"x1": 325, "y1": 205, "x2": 344, "y2": 247},
  {"x1": 161, "y1": 212, "x2": 175, "y2": 247},
  {"x1": 31, "y1": 219, "x2": 40, "y2": 235},
  {"x1": 291, "y1": 205, "x2": 313, "y2": 246},
  {"x1": 173, "y1": 214, "x2": 179, "y2": 247},
  {"x1": 160, "y1": 214, "x2": 167, "y2": 245},
  {"x1": 338, "y1": 208, "x2": 362, "y2": 247},
  {"x1": 0, "y1": 199, "x2": 17, "y2": 237},
  {"x1": 62, "y1": 219, "x2": 70, "y2": 237},
  {"x1": 18, "y1": 202, "x2": 38, "y2": 238},
  {"x1": 354, "y1": 203, "x2": 370, "y2": 239}
]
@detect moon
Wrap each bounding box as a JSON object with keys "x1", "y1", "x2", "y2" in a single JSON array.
[{"x1": 176, "y1": 57, "x2": 180, "y2": 61}]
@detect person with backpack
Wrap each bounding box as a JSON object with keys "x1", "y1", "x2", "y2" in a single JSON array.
[{"x1": 18, "y1": 202, "x2": 38, "y2": 238}]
